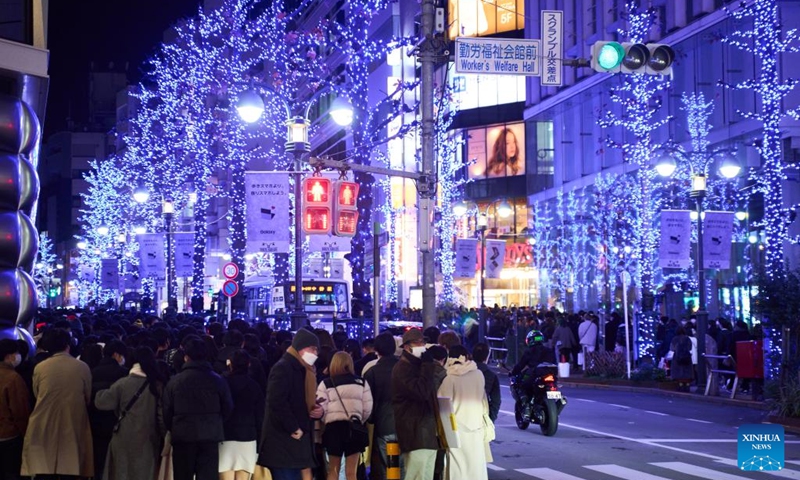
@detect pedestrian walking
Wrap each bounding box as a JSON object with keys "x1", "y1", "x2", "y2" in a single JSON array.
[
  {"x1": 472, "y1": 343, "x2": 501, "y2": 422},
  {"x1": 669, "y1": 327, "x2": 693, "y2": 392},
  {"x1": 550, "y1": 318, "x2": 577, "y2": 364},
  {"x1": 578, "y1": 315, "x2": 598, "y2": 369},
  {"x1": 364, "y1": 333, "x2": 401, "y2": 480},
  {"x1": 0, "y1": 339, "x2": 31, "y2": 480},
  {"x1": 90, "y1": 340, "x2": 129, "y2": 480}
]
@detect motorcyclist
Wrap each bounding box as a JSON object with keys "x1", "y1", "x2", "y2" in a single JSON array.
[{"x1": 510, "y1": 330, "x2": 556, "y2": 419}]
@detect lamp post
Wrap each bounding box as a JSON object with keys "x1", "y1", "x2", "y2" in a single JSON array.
[
  {"x1": 236, "y1": 84, "x2": 353, "y2": 330},
  {"x1": 656, "y1": 149, "x2": 740, "y2": 387},
  {"x1": 163, "y1": 199, "x2": 177, "y2": 311},
  {"x1": 455, "y1": 198, "x2": 514, "y2": 343}
]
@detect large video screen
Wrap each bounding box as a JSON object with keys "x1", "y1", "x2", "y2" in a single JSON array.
[
  {"x1": 448, "y1": 0, "x2": 525, "y2": 38},
  {"x1": 467, "y1": 122, "x2": 526, "y2": 179}
]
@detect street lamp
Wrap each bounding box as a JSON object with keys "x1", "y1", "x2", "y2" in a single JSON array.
[
  {"x1": 96, "y1": 224, "x2": 110, "y2": 236},
  {"x1": 162, "y1": 199, "x2": 177, "y2": 311},
  {"x1": 656, "y1": 148, "x2": 740, "y2": 387},
  {"x1": 133, "y1": 184, "x2": 150, "y2": 203},
  {"x1": 455, "y1": 198, "x2": 515, "y2": 342},
  {"x1": 236, "y1": 85, "x2": 353, "y2": 330}
]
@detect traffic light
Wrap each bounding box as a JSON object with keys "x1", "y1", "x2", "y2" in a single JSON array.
[
  {"x1": 301, "y1": 176, "x2": 332, "y2": 234},
  {"x1": 333, "y1": 181, "x2": 360, "y2": 237},
  {"x1": 48, "y1": 288, "x2": 57, "y2": 298},
  {"x1": 590, "y1": 41, "x2": 674, "y2": 76}
]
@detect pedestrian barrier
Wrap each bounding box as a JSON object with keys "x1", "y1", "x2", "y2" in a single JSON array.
[
  {"x1": 703, "y1": 353, "x2": 738, "y2": 398},
  {"x1": 387, "y1": 441, "x2": 401, "y2": 480},
  {"x1": 486, "y1": 336, "x2": 508, "y2": 367}
]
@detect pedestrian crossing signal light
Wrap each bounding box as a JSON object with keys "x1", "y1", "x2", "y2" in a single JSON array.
[
  {"x1": 333, "y1": 181, "x2": 360, "y2": 237},
  {"x1": 591, "y1": 41, "x2": 674, "y2": 76},
  {"x1": 302, "y1": 177, "x2": 332, "y2": 234},
  {"x1": 48, "y1": 288, "x2": 57, "y2": 298}
]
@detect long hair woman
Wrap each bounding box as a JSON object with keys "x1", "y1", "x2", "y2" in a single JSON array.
[{"x1": 486, "y1": 128, "x2": 521, "y2": 177}]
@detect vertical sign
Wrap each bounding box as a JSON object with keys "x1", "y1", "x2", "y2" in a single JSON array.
[
  {"x1": 455, "y1": 238, "x2": 479, "y2": 278},
  {"x1": 174, "y1": 233, "x2": 195, "y2": 277},
  {"x1": 100, "y1": 258, "x2": 119, "y2": 290},
  {"x1": 658, "y1": 210, "x2": 692, "y2": 268},
  {"x1": 541, "y1": 10, "x2": 563, "y2": 86},
  {"x1": 484, "y1": 239, "x2": 507, "y2": 279},
  {"x1": 138, "y1": 233, "x2": 166, "y2": 277},
  {"x1": 245, "y1": 172, "x2": 291, "y2": 254},
  {"x1": 703, "y1": 211, "x2": 734, "y2": 269}
]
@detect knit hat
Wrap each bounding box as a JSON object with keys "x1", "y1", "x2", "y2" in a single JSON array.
[
  {"x1": 402, "y1": 328, "x2": 424, "y2": 346},
  {"x1": 292, "y1": 328, "x2": 320, "y2": 351}
]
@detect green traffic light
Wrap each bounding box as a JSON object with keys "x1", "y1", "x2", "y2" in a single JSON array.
[{"x1": 597, "y1": 42, "x2": 625, "y2": 70}]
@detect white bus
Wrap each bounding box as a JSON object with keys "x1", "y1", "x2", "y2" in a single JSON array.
[{"x1": 244, "y1": 277, "x2": 350, "y2": 322}]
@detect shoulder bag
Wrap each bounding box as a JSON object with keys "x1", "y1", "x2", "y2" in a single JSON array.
[
  {"x1": 113, "y1": 379, "x2": 150, "y2": 433},
  {"x1": 330, "y1": 377, "x2": 369, "y2": 445}
]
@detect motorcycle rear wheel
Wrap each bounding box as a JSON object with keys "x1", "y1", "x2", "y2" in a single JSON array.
[
  {"x1": 539, "y1": 399, "x2": 559, "y2": 436},
  {"x1": 514, "y1": 401, "x2": 530, "y2": 430}
]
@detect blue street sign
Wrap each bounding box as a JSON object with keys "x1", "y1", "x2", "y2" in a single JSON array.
[{"x1": 222, "y1": 280, "x2": 239, "y2": 298}]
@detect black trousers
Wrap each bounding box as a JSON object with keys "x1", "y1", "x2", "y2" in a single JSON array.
[
  {"x1": 0, "y1": 436, "x2": 23, "y2": 480},
  {"x1": 172, "y1": 441, "x2": 219, "y2": 480}
]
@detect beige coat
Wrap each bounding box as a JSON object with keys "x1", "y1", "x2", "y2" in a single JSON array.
[{"x1": 21, "y1": 351, "x2": 94, "y2": 477}]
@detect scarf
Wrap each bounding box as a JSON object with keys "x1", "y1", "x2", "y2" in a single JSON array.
[
  {"x1": 287, "y1": 346, "x2": 317, "y2": 413},
  {"x1": 129, "y1": 363, "x2": 146, "y2": 377}
]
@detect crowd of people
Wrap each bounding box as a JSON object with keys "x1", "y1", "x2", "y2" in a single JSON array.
[{"x1": 0, "y1": 310, "x2": 503, "y2": 480}]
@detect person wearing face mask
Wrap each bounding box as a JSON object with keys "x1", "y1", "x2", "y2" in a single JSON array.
[
  {"x1": 257, "y1": 328, "x2": 324, "y2": 480},
  {"x1": 89, "y1": 340, "x2": 130, "y2": 479},
  {"x1": 0, "y1": 339, "x2": 31, "y2": 480},
  {"x1": 391, "y1": 328, "x2": 447, "y2": 480}
]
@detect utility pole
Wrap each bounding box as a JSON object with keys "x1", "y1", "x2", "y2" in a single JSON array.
[{"x1": 419, "y1": 0, "x2": 437, "y2": 328}]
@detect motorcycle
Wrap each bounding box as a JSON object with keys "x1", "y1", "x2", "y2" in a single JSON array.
[{"x1": 510, "y1": 363, "x2": 567, "y2": 436}]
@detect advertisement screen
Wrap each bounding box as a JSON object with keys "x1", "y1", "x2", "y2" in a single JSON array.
[
  {"x1": 467, "y1": 123, "x2": 526, "y2": 179},
  {"x1": 449, "y1": 0, "x2": 524, "y2": 38}
]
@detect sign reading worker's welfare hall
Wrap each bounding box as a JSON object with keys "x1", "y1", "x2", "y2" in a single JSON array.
[{"x1": 455, "y1": 37, "x2": 540, "y2": 75}]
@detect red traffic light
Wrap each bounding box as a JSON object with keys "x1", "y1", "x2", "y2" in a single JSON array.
[
  {"x1": 304, "y1": 206, "x2": 331, "y2": 234},
  {"x1": 303, "y1": 177, "x2": 331, "y2": 205},
  {"x1": 336, "y1": 181, "x2": 359, "y2": 208},
  {"x1": 335, "y1": 210, "x2": 359, "y2": 237}
]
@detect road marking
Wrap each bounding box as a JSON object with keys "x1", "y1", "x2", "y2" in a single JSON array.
[
  {"x1": 516, "y1": 467, "x2": 587, "y2": 479},
  {"x1": 789, "y1": 461, "x2": 800, "y2": 465},
  {"x1": 575, "y1": 398, "x2": 596, "y2": 403},
  {"x1": 609, "y1": 403, "x2": 629, "y2": 408},
  {"x1": 687, "y1": 418, "x2": 713, "y2": 424},
  {"x1": 652, "y1": 461, "x2": 753, "y2": 480},
  {"x1": 500, "y1": 384, "x2": 510, "y2": 389},
  {"x1": 716, "y1": 459, "x2": 800, "y2": 478},
  {"x1": 487, "y1": 464, "x2": 505, "y2": 471},
  {"x1": 644, "y1": 410, "x2": 668, "y2": 416},
  {"x1": 584, "y1": 464, "x2": 672, "y2": 479}
]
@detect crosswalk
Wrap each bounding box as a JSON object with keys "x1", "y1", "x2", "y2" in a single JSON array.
[{"x1": 488, "y1": 460, "x2": 800, "y2": 480}]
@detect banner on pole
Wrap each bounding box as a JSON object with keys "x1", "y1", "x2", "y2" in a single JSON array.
[
  {"x1": 541, "y1": 10, "x2": 564, "y2": 86},
  {"x1": 703, "y1": 211, "x2": 734, "y2": 269},
  {"x1": 309, "y1": 233, "x2": 351, "y2": 253},
  {"x1": 138, "y1": 233, "x2": 165, "y2": 278},
  {"x1": 100, "y1": 258, "x2": 119, "y2": 290},
  {"x1": 484, "y1": 239, "x2": 506, "y2": 279},
  {"x1": 658, "y1": 210, "x2": 692, "y2": 268},
  {"x1": 245, "y1": 172, "x2": 291, "y2": 254},
  {"x1": 174, "y1": 233, "x2": 194, "y2": 277},
  {"x1": 455, "y1": 238, "x2": 479, "y2": 279}
]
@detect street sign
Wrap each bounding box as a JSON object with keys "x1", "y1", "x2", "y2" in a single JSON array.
[
  {"x1": 222, "y1": 262, "x2": 239, "y2": 279},
  {"x1": 455, "y1": 37, "x2": 541, "y2": 75},
  {"x1": 222, "y1": 280, "x2": 239, "y2": 298}
]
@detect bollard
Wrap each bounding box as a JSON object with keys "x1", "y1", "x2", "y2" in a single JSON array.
[{"x1": 387, "y1": 441, "x2": 401, "y2": 480}]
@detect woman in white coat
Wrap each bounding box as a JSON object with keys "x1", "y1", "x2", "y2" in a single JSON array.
[{"x1": 437, "y1": 345, "x2": 490, "y2": 480}]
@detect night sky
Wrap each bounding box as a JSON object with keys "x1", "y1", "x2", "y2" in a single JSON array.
[{"x1": 45, "y1": 0, "x2": 201, "y2": 137}]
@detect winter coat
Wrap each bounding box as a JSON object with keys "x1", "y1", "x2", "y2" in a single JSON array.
[
  {"x1": 223, "y1": 372, "x2": 265, "y2": 443},
  {"x1": 257, "y1": 352, "x2": 315, "y2": 470},
  {"x1": 21, "y1": 352, "x2": 94, "y2": 477},
  {"x1": 550, "y1": 325, "x2": 577, "y2": 351},
  {"x1": 317, "y1": 373, "x2": 373, "y2": 424},
  {"x1": 95, "y1": 369, "x2": 164, "y2": 480},
  {"x1": 476, "y1": 362, "x2": 501, "y2": 421},
  {"x1": 90, "y1": 358, "x2": 128, "y2": 440},
  {"x1": 391, "y1": 351, "x2": 446, "y2": 453},
  {"x1": 162, "y1": 361, "x2": 233, "y2": 444},
  {"x1": 578, "y1": 320, "x2": 598, "y2": 349},
  {"x1": 669, "y1": 335, "x2": 694, "y2": 381},
  {"x1": 0, "y1": 362, "x2": 30, "y2": 439},
  {"x1": 364, "y1": 355, "x2": 399, "y2": 437}
]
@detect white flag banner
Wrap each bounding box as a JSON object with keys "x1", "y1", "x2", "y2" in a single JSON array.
[
  {"x1": 123, "y1": 273, "x2": 141, "y2": 290},
  {"x1": 308, "y1": 233, "x2": 351, "y2": 253},
  {"x1": 100, "y1": 258, "x2": 119, "y2": 290},
  {"x1": 79, "y1": 265, "x2": 95, "y2": 283},
  {"x1": 246, "y1": 172, "x2": 291, "y2": 254},
  {"x1": 455, "y1": 238, "x2": 479, "y2": 279},
  {"x1": 484, "y1": 239, "x2": 506, "y2": 279},
  {"x1": 703, "y1": 211, "x2": 735, "y2": 269},
  {"x1": 658, "y1": 210, "x2": 692, "y2": 269},
  {"x1": 174, "y1": 233, "x2": 194, "y2": 277},
  {"x1": 138, "y1": 233, "x2": 165, "y2": 278}
]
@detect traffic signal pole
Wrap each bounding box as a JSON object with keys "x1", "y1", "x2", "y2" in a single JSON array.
[{"x1": 292, "y1": 151, "x2": 306, "y2": 331}]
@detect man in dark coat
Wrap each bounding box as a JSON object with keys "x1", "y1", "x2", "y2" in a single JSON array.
[
  {"x1": 257, "y1": 328, "x2": 324, "y2": 480},
  {"x1": 163, "y1": 336, "x2": 233, "y2": 480},
  {"x1": 391, "y1": 328, "x2": 446, "y2": 480},
  {"x1": 364, "y1": 333, "x2": 400, "y2": 480},
  {"x1": 472, "y1": 343, "x2": 501, "y2": 422},
  {"x1": 89, "y1": 340, "x2": 128, "y2": 480}
]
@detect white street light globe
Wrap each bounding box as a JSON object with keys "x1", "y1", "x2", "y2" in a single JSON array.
[
  {"x1": 133, "y1": 185, "x2": 150, "y2": 203},
  {"x1": 236, "y1": 89, "x2": 265, "y2": 124},
  {"x1": 735, "y1": 211, "x2": 748, "y2": 222},
  {"x1": 453, "y1": 200, "x2": 469, "y2": 217},
  {"x1": 655, "y1": 153, "x2": 677, "y2": 177},
  {"x1": 718, "y1": 154, "x2": 741, "y2": 179},
  {"x1": 97, "y1": 225, "x2": 110, "y2": 236},
  {"x1": 497, "y1": 199, "x2": 514, "y2": 218},
  {"x1": 329, "y1": 97, "x2": 354, "y2": 127},
  {"x1": 134, "y1": 226, "x2": 146, "y2": 235},
  {"x1": 77, "y1": 241, "x2": 87, "y2": 250}
]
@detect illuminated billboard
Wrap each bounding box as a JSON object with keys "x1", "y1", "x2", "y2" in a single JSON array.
[
  {"x1": 449, "y1": 0, "x2": 524, "y2": 38},
  {"x1": 467, "y1": 122, "x2": 526, "y2": 179}
]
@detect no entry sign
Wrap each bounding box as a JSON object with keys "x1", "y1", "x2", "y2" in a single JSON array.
[{"x1": 222, "y1": 280, "x2": 239, "y2": 298}]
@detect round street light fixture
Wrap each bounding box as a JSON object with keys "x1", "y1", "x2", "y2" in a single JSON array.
[
  {"x1": 97, "y1": 225, "x2": 110, "y2": 236},
  {"x1": 655, "y1": 153, "x2": 677, "y2": 177},
  {"x1": 236, "y1": 89, "x2": 266, "y2": 124},
  {"x1": 735, "y1": 211, "x2": 748, "y2": 222},
  {"x1": 718, "y1": 154, "x2": 741, "y2": 179},
  {"x1": 133, "y1": 184, "x2": 150, "y2": 203},
  {"x1": 329, "y1": 97, "x2": 355, "y2": 127},
  {"x1": 134, "y1": 226, "x2": 147, "y2": 235},
  {"x1": 497, "y1": 199, "x2": 514, "y2": 218},
  {"x1": 453, "y1": 200, "x2": 469, "y2": 217}
]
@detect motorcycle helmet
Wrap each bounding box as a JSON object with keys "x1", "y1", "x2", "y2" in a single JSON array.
[{"x1": 526, "y1": 329, "x2": 544, "y2": 346}]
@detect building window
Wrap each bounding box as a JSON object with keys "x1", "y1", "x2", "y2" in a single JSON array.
[
  {"x1": 448, "y1": 0, "x2": 524, "y2": 38},
  {"x1": 585, "y1": 0, "x2": 598, "y2": 37},
  {"x1": 450, "y1": 66, "x2": 526, "y2": 109}
]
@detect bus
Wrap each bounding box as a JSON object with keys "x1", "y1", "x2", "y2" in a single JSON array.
[{"x1": 243, "y1": 277, "x2": 350, "y2": 322}]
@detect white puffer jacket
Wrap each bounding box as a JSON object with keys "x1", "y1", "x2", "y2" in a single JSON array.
[{"x1": 317, "y1": 374, "x2": 373, "y2": 424}]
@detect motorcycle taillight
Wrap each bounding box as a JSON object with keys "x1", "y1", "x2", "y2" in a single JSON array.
[{"x1": 543, "y1": 374, "x2": 555, "y2": 383}]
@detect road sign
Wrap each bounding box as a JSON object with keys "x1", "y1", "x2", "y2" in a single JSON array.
[
  {"x1": 222, "y1": 262, "x2": 239, "y2": 279},
  {"x1": 455, "y1": 37, "x2": 541, "y2": 75},
  {"x1": 222, "y1": 280, "x2": 239, "y2": 298}
]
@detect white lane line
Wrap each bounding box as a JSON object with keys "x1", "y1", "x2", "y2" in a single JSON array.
[
  {"x1": 487, "y1": 464, "x2": 505, "y2": 471},
  {"x1": 687, "y1": 418, "x2": 713, "y2": 424},
  {"x1": 644, "y1": 410, "x2": 668, "y2": 416},
  {"x1": 516, "y1": 467, "x2": 587, "y2": 479},
  {"x1": 609, "y1": 403, "x2": 629, "y2": 408},
  {"x1": 789, "y1": 461, "x2": 800, "y2": 465},
  {"x1": 584, "y1": 464, "x2": 672, "y2": 480},
  {"x1": 575, "y1": 398, "x2": 596, "y2": 403},
  {"x1": 652, "y1": 461, "x2": 753, "y2": 480},
  {"x1": 500, "y1": 384, "x2": 510, "y2": 389},
  {"x1": 716, "y1": 459, "x2": 800, "y2": 478}
]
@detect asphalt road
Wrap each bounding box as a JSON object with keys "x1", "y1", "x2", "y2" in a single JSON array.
[{"x1": 487, "y1": 382, "x2": 800, "y2": 480}]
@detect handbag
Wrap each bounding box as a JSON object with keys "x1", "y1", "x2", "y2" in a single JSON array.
[
  {"x1": 113, "y1": 379, "x2": 150, "y2": 433},
  {"x1": 330, "y1": 377, "x2": 369, "y2": 444}
]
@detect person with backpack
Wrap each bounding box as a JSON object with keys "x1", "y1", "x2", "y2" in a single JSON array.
[{"x1": 669, "y1": 327, "x2": 694, "y2": 392}]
